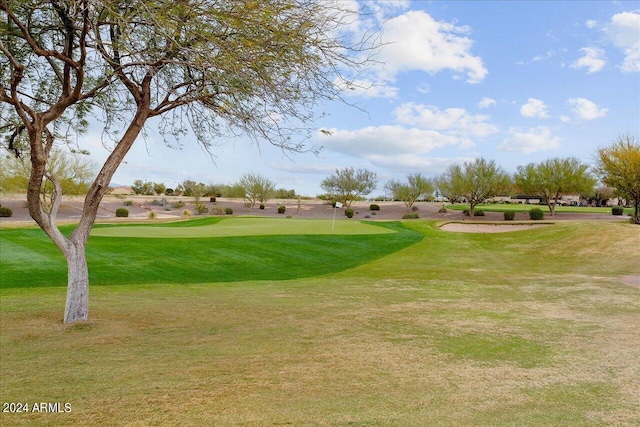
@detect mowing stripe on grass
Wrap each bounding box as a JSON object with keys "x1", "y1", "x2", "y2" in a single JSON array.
[
  {"x1": 90, "y1": 217, "x2": 395, "y2": 238},
  {"x1": 0, "y1": 220, "x2": 421, "y2": 289}
]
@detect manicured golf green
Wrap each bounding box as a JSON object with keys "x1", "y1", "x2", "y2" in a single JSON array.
[
  {"x1": 90, "y1": 216, "x2": 396, "y2": 238},
  {"x1": 1, "y1": 218, "x2": 639, "y2": 426}
]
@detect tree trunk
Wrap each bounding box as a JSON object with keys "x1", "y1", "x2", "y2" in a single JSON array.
[{"x1": 63, "y1": 241, "x2": 89, "y2": 324}]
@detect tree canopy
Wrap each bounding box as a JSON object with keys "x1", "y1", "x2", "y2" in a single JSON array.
[
  {"x1": 451, "y1": 158, "x2": 511, "y2": 217},
  {"x1": 385, "y1": 173, "x2": 433, "y2": 212},
  {"x1": 595, "y1": 134, "x2": 640, "y2": 224},
  {"x1": 321, "y1": 167, "x2": 377, "y2": 208},
  {"x1": 0, "y1": 0, "x2": 378, "y2": 323},
  {"x1": 514, "y1": 157, "x2": 595, "y2": 216},
  {"x1": 238, "y1": 173, "x2": 276, "y2": 208}
]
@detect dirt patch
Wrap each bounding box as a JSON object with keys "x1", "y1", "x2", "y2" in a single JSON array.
[
  {"x1": 439, "y1": 223, "x2": 551, "y2": 233},
  {"x1": 621, "y1": 276, "x2": 640, "y2": 288}
]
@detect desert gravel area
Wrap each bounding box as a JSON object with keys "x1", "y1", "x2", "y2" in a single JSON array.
[{"x1": 0, "y1": 194, "x2": 629, "y2": 229}]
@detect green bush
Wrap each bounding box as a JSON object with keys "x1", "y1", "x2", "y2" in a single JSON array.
[
  {"x1": 611, "y1": 206, "x2": 624, "y2": 216},
  {"x1": 345, "y1": 208, "x2": 354, "y2": 218},
  {"x1": 463, "y1": 209, "x2": 484, "y2": 216},
  {"x1": 259, "y1": 204, "x2": 265, "y2": 210},
  {"x1": 278, "y1": 205, "x2": 286, "y2": 214},
  {"x1": 115, "y1": 208, "x2": 129, "y2": 217},
  {"x1": 225, "y1": 207, "x2": 233, "y2": 215},
  {"x1": 123, "y1": 200, "x2": 133, "y2": 206},
  {"x1": 529, "y1": 208, "x2": 544, "y2": 220},
  {"x1": 194, "y1": 203, "x2": 208, "y2": 215},
  {"x1": 209, "y1": 197, "x2": 216, "y2": 203},
  {"x1": 504, "y1": 211, "x2": 515, "y2": 221},
  {"x1": 369, "y1": 204, "x2": 380, "y2": 211},
  {"x1": 402, "y1": 213, "x2": 419, "y2": 219},
  {"x1": 171, "y1": 201, "x2": 185, "y2": 209},
  {"x1": 0, "y1": 207, "x2": 13, "y2": 217}
]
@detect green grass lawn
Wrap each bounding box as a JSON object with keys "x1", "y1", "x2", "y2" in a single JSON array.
[
  {"x1": 0, "y1": 218, "x2": 421, "y2": 288},
  {"x1": 1, "y1": 218, "x2": 639, "y2": 426}
]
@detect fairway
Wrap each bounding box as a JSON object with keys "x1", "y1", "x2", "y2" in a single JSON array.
[
  {"x1": 90, "y1": 216, "x2": 396, "y2": 238},
  {"x1": 1, "y1": 219, "x2": 639, "y2": 426}
]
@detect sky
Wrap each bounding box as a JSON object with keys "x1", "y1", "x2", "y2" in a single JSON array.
[{"x1": 90, "y1": 1, "x2": 640, "y2": 197}]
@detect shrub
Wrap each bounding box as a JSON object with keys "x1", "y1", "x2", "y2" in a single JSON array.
[
  {"x1": 345, "y1": 208, "x2": 354, "y2": 218},
  {"x1": 278, "y1": 205, "x2": 286, "y2": 214},
  {"x1": 529, "y1": 208, "x2": 544, "y2": 220},
  {"x1": 369, "y1": 204, "x2": 380, "y2": 211},
  {"x1": 148, "y1": 211, "x2": 157, "y2": 219},
  {"x1": 0, "y1": 207, "x2": 13, "y2": 217},
  {"x1": 402, "y1": 213, "x2": 419, "y2": 219},
  {"x1": 115, "y1": 208, "x2": 129, "y2": 217},
  {"x1": 123, "y1": 200, "x2": 133, "y2": 206},
  {"x1": 504, "y1": 211, "x2": 515, "y2": 221},
  {"x1": 225, "y1": 207, "x2": 233, "y2": 215},
  {"x1": 611, "y1": 206, "x2": 624, "y2": 216},
  {"x1": 213, "y1": 207, "x2": 226, "y2": 215},
  {"x1": 171, "y1": 201, "x2": 185, "y2": 209},
  {"x1": 194, "y1": 203, "x2": 208, "y2": 215},
  {"x1": 182, "y1": 209, "x2": 191, "y2": 217},
  {"x1": 411, "y1": 205, "x2": 419, "y2": 212},
  {"x1": 438, "y1": 206, "x2": 448, "y2": 213},
  {"x1": 259, "y1": 204, "x2": 265, "y2": 210},
  {"x1": 463, "y1": 209, "x2": 483, "y2": 216},
  {"x1": 210, "y1": 197, "x2": 216, "y2": 203}
]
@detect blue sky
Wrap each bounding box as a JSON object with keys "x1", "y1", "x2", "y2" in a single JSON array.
[{"x1": 96, "y1": 1, "x2": 640, "y2": 196}]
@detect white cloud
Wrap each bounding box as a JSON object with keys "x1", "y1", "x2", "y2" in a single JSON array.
[
  {"x1": 316, "y1": 125, "x2": 460, "y2": 158},
  {"x1": 571, "y1": 47, "x2": 606, "y2": 73},
  {"x1": 520, "y1": 98, "x2": 550, "y2": 118},
  {"x1": 416, "y1": 83, "x2": 431, "y2": 94},
  {"x1": 365, "y1": 154, "x2": 474, "y2": 174},
  {"x1": 395, "y1": 102, "x2": 499, "y2": 137},
  {"x1": 378, "y1": 10, "x2": 488, "y2": 84},
  {"x1": 567, "y1": 97, "x2": 608, "y2": 120},
  {"x1": 604, "y1": 11, "x2": 640, "y2": 72},
  {"x1": 498, "y1": 126, "x2": 561, "y2": 154},
  {"x1": 478, "y1": 97, "x2": 496, "y2": 109},
  {"x1": 560, "y1": 115, "x2": 571, "y2": 123},
  {"x1": 585, "y1": 20, "x2": 598, "y2": 29}
]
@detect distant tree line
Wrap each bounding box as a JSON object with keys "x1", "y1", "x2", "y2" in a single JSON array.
[
  {"x1": 128, "y1": 174, "x2": 298, "y2": 206},
  {"x1": 318, "y1": 134, "x2": 639, "y2": 223}
]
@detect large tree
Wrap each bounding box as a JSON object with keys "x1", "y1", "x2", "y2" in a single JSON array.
[
  {"x1": 434, "y1": 164, "x2": 465, "y2": 204},
  {"x1": 237, "y1": 172, "x2": 275, "y2": 209},
  {"x1": 320, "y1": 167, "x2": 377, "y2": 208},
  {"x1": 452, "y1": 158, "x2": 511, "y2": 217},
  {"x1": 595, "y1": 134, "x2": 640, "y2": 224},
  {"x1": 1, "y1": 0, "x2": 376, "y2": 323},
  {"x1": 514, "y1": 157, "x2": 595, "y2": 216},
  {"x1": 385, "y1": 173, "x2": 433, "y2": 212}
]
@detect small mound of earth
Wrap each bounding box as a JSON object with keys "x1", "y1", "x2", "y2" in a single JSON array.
[
  {"x1": 440, "y1": 223, "x2": 550, "y2": 233},
  {"x1": 622, "y1": 276, "x2": 640, "y2": 288}
]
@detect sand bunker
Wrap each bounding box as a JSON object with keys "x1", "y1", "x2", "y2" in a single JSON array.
[{"x1": 440, "y1": 223, "x2": 551, "y2": 233}]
